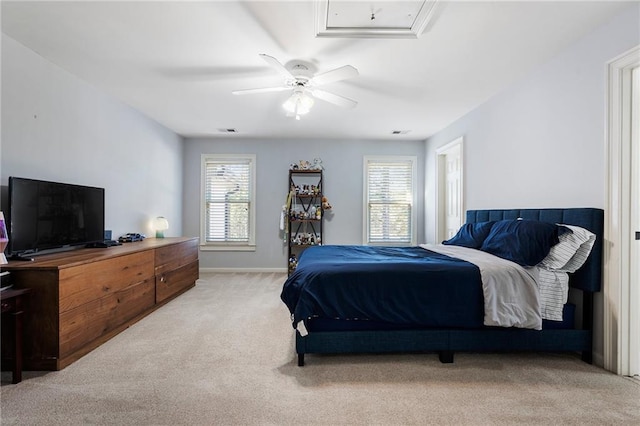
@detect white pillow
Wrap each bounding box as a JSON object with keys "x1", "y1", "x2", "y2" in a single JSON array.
[{"x1": 540, "y1": 224, "x2": 596, "y2": 273}]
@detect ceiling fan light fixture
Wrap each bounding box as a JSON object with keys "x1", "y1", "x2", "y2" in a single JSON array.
[
  {"x1": 282, "y1": 91, "x2": 314, "y2": 119},
  {"x1": 234, "y1": 54, "x2": 358, "y2": 117}
]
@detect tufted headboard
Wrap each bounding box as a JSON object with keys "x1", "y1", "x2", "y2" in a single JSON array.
[{"x1": 466, "y1": 208, "x2": 604, "y2": 293}]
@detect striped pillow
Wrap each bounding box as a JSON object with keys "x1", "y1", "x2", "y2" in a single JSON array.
[
  {"x1": 540, "y1": 224, "x2": 596, "y2": 272},
  {"x1": 537, "y1": 269, "x2": 569, "y2": 321}
]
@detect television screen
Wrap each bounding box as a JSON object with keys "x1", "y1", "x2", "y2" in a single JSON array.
[{"x1": 7, "y1": 177, "x2": 105, "y2": 255}]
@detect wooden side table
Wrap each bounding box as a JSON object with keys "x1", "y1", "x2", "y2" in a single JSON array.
[{"x1": 1, "y1": 288, "x2": 31, "y2": 384}]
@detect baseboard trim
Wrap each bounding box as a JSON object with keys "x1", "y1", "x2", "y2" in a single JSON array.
[{"x1": 199, "y1": 267, "x2": 287, "y2": 273}]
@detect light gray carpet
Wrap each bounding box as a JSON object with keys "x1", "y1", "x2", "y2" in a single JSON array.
[{"x1": 2, "y1": 272, "x2": 639, "y2": 425}]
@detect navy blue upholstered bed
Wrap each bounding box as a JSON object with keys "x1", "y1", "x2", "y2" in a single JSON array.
[{"x1": 282, "y1": 208, "x2": 604, "y2": 366}]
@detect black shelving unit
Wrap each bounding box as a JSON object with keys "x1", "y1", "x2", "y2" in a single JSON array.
[{"x1": 287, "y1": 169, "x2": 323, "y2": 274}]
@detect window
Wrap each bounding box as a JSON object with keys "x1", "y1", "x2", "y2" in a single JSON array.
[
  {"x1": 201, "y1": 154, "x2": 256, "y2": 251},
  {"x1": 364, "y1": 156, "x2": 417, "y2": 245}
]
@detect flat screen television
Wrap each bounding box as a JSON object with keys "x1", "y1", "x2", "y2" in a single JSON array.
[{"x1": 7, "y1": 176, "x2": 105, "y2": 257}]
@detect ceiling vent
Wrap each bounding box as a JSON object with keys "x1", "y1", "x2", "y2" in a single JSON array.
[
  {"x1": 315, "y1": 0, "x2": 438, "y2": 39},
  {"x1": 218, "y1": 128, "x2": 238, "y2": 134},
  {"x1": 392, "y1": 130, "x2": 411, "y2": 135}
]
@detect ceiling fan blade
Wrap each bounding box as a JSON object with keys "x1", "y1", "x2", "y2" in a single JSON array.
[
  {"x1": 232, "y1": 86, "x2": 290, "y2": 95},
  {"x1": 310, "y1": 89, "x2": 358, "y2": 109},
  {"x1": 311, "y1": 65, "x2": 359, "y2": 86},
  {"x1": 259, "y1": 54, "x2": 294, "y2": 79}
]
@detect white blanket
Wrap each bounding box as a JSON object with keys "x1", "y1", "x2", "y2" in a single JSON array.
[{"x1": 421, "y1": 244, "x2": 542, "y2": 330}]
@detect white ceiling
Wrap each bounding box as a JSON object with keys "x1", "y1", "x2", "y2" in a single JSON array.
[{"x1": 1, "y1": 1, "x2": 632, "y2": 140}]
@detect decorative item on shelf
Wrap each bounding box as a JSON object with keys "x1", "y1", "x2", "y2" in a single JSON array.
[
  {"x1": 154, "y1": 216, "x2": 169, "y2": 238},
  {"x1": 292, "y1": 184, "x2": 323, "y2": 196},
  {"x1": 312, "y1": 158, "x2": 324, "y2": 170},
  {"x1": 118, "y1": 233, "x2": 145, "y2": 243},
  {"x1": 291, "y1": 233, "x2": 321, "y2": 246},
  {"x1": 322, "y1": 196, "x2": 332, "y2": 210},
  {"x1": 299, "y1": 160, "x2": 311, "y2": 170},
  {"x1": 289, "y1": 158, "x2": 324, "y2": 171},
  {"x1": 288, "y1": 254, "x2": 298, "y2": 274},
  {"x1": 280, "y1": 204, "x2": 287, "y2": 234}
]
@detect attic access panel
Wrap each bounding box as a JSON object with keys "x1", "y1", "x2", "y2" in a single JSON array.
[{"x1": 315, "y1": 0, "x2": 438, "y2": 38}]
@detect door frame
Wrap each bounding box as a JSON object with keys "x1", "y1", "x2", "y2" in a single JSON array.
[
  {"x1": 435, "y1": 137, "x2": 464, "y2": 243},
  {"x1": 604, "y1": 45, "x2": 639, "y2": 375}
]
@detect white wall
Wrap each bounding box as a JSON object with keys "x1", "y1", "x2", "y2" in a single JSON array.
[
  {"x1": 424, "y1": 4, "x2": 640, "y2": 366},
  {"x1": 183, "y1": 137, "x2": 426, "y2": 270},
  {"x1": 1, "y1": 35, "x2": 184, "y2": 239},
  {"x1": 425, "y1": 4, "x2": 640, "y2": 243}
]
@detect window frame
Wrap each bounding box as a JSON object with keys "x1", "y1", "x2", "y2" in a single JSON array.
[
  {"x1": 363, "y1": 155, "x2": 417, "y2": 246},
  {"x1": 200, "y1": 154, "x2": 256, "y2": 252}
]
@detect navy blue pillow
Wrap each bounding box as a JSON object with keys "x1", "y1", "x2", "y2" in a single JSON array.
[
  {"x1": 442, "y1": 221, "x2": 495, "y2": 249},
  {"x1": 479, "y1": 219, "x2": 568, "y2": 266}
]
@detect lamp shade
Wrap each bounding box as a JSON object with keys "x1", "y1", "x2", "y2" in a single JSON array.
[
  {"x1": 154, "y1": 216, "x2": 169, "y2": 238},
  {"x1": 282, "y1": 89, "x2": 314, "y2": 120}
]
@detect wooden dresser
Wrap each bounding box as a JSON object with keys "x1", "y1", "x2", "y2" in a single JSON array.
[{"x1": 1, "y1": 237, "x2": 198, "y2": 370}]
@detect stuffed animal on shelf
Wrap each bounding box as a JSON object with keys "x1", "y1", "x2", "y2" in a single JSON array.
[
  {"x1": 322, "y1": 196, "x2": 332, "y2": 210},
  {"x1": 299, "y1": 160, "x2": 311, "y2": 170},
  {"x1": 288, "y1": 254, "x2": 298, "y2": 273},
  {"x1": 312, "y1": 158, "x2": 324, "y2": 170}
]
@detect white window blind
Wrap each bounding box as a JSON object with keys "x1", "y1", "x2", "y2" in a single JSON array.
[
  {"x1": 365, "y1": 157, "x2": 416, "y2": 245},
  {"x1": 201, "y1": 155, "x2": 255, "y2": 249}
]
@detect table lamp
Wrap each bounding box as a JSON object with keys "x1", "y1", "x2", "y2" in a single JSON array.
[{"x1": 154, "y1": 216, "x2": 169, "y2": 238}]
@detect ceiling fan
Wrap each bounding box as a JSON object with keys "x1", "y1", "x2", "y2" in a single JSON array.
[{"x1": 232, "y1": 54, "x2": 359, "y2": 120}]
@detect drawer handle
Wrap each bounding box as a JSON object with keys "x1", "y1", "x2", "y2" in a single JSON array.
[{"x1": 160, "y1": 276, "x2": 166, "y2": 283}]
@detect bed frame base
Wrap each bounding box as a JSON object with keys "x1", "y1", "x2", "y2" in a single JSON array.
[
  {"x1": 298, "y1": 349, "x2": 588, "y2": 366},
  {"x1": 297, "y1": 350, "x2": 455, "y2": 366},
  {"x1": 295, "y1": 328, "x2": 592, "y2": 366}
]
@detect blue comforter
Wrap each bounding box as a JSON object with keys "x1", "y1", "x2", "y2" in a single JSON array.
[{"x1": 281, "y1": 245, "x2": 484, "y2": 329}]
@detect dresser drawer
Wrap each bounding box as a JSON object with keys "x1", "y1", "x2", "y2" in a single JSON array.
[
  {"x1": 59, "y1": 279, "x2": 155, "y2": 356},
  {"x1": 59, "y1": 251, "x2": 155, "y2": 313},
  {"x1": 155, "y1": 260, "x2": 198, "y2": 304},
  {"x1": 154, "y1": 239, "x2": 198, "y2": 276}
]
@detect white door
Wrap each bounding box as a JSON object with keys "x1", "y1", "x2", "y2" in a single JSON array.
[
  {"x1": 630, "y1": 66, "x2": 639, "y2": 378},
  {"x1": 444, "y1": 146, "x2": 462, "y2": 239},
  {"x1": 605, "y1": 46, "x2": 640, "y2": 376},
  {"x1": 436, "y1": 138, "x2": 463, "y2": 242}
]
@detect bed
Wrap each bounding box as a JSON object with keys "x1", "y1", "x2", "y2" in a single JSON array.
[{"x1": 281, "y1": 208, "x2": 604, "y2": 366}]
